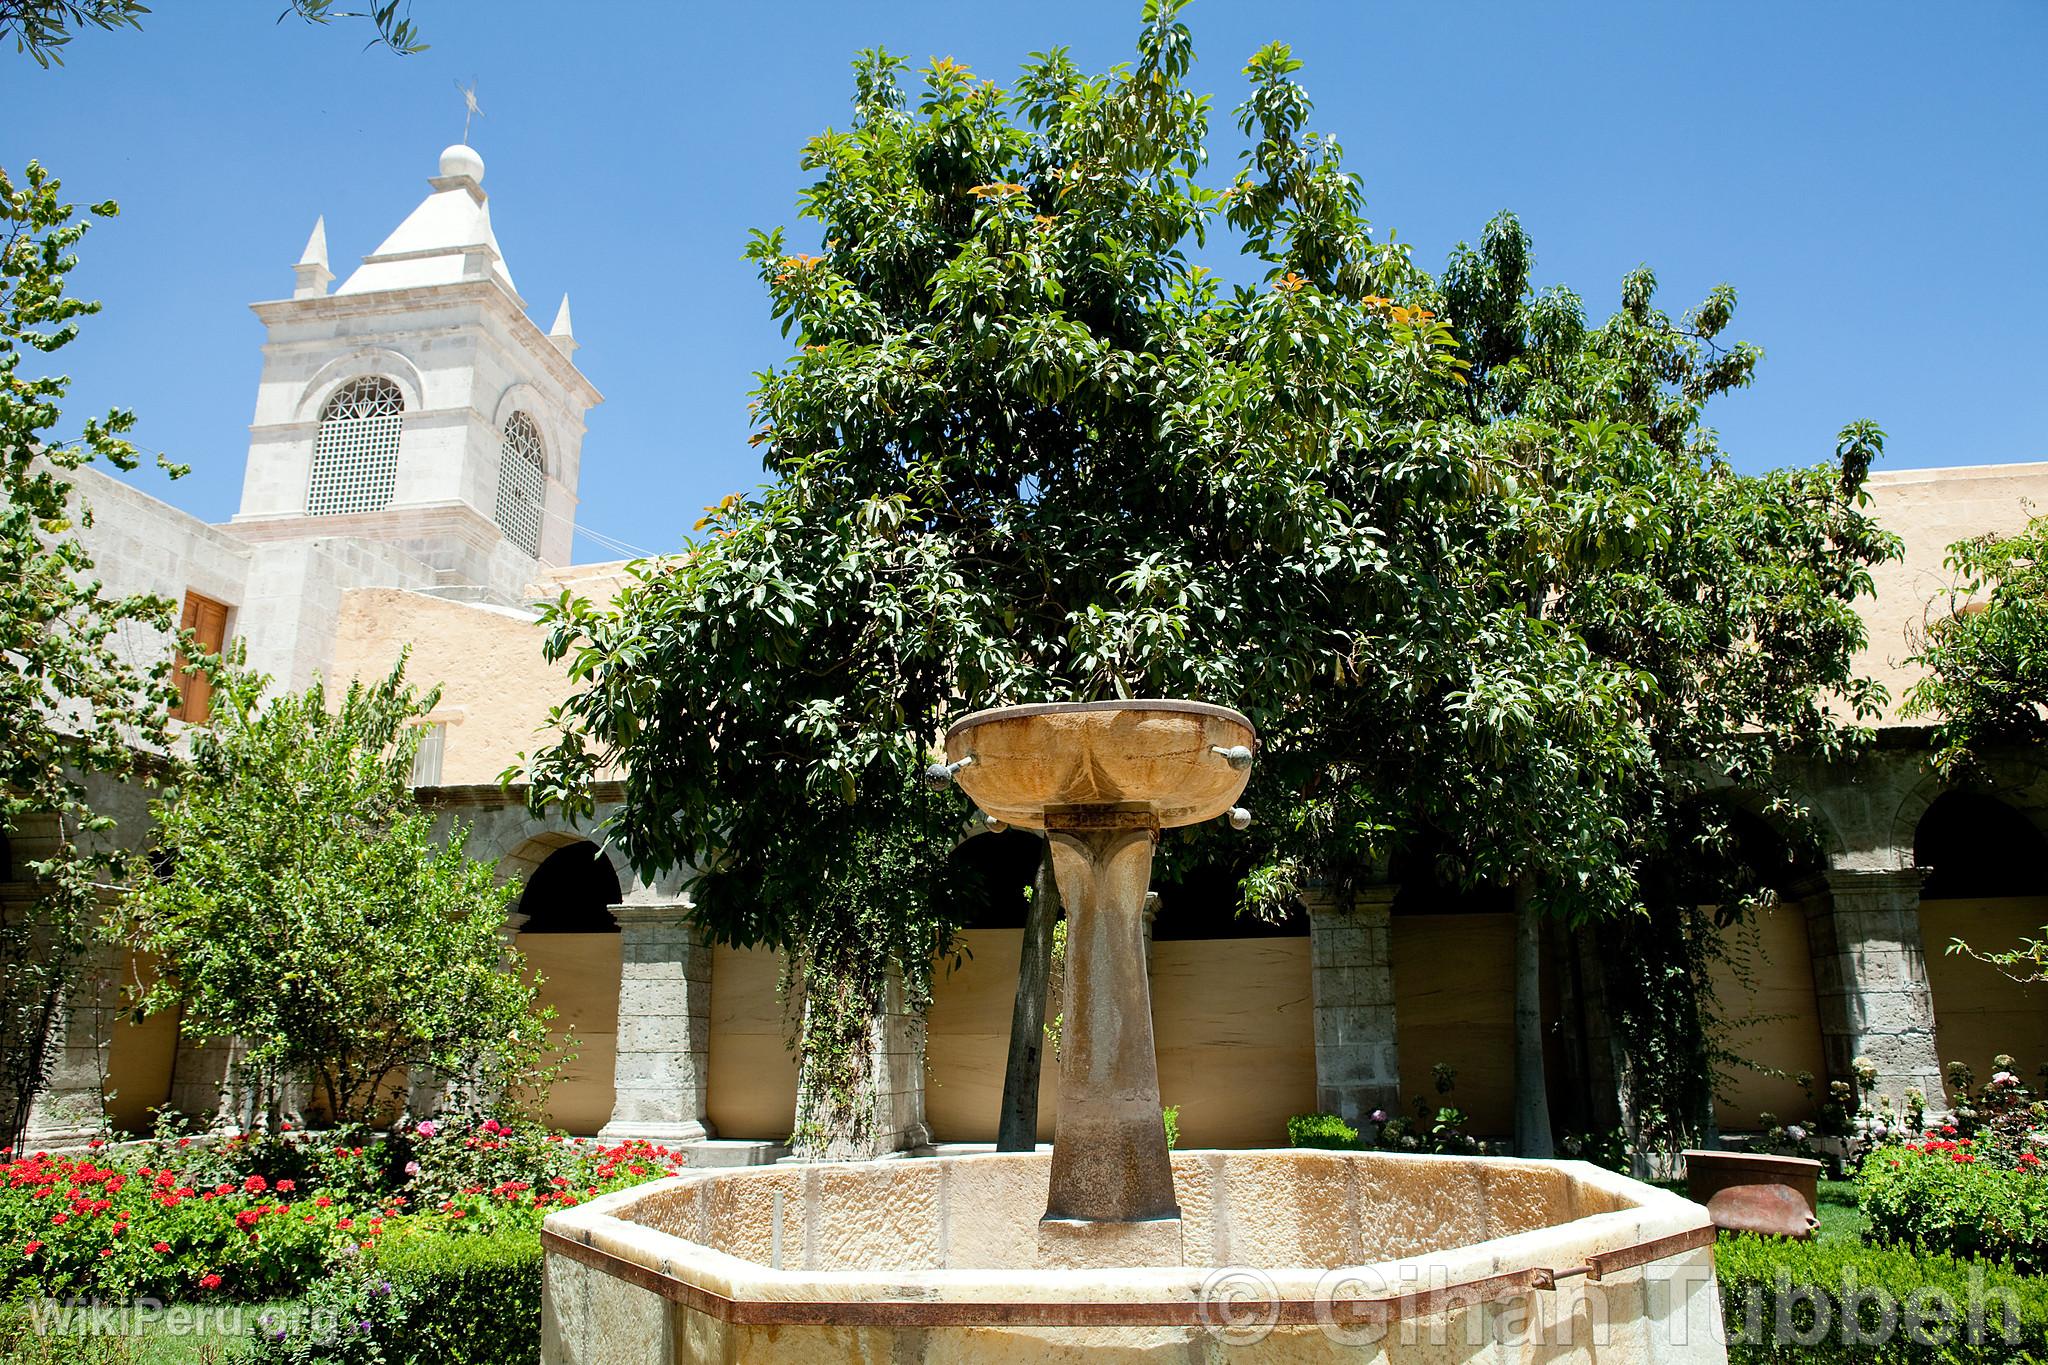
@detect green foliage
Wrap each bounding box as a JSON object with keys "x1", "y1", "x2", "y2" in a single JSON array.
[
  {"x1": 0, "y1": 161, "x2": 184, "y2": 1143},
  {"x1": 519, "y1": 4, "x2": 1898, "y2": 1157},
  {"x1": 251, "y1": 1223, "x2": 540, "y2": 1365},
  {"x1": 1862, "y1": 1140, "x2": 2048, "y2": 1275},
  {"x1": 1284, "y1": 1112, "x2": 1359, "y2": 1150},
  {"x1": 1, "y1": 0, "x2": 423, "y2": 66},
  {"x1": 1906, "y1": 514, "x2": 2048, "y2": 777},
  {"x1": 117, "y1": 656, "x2": 555, "y2": 1128},
  {"x1": 1716, "y1": 1231, "x2": 2048, "y2": 1363},
  {"x1": 0, "y1": 1119, "x2": 685, "y2": 1340},
  {"x1": 1160, "y1": 1105, "x2": 1178, "y2": 1151}
]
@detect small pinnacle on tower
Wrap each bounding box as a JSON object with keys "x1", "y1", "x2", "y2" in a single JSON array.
[
  {"x1": 293, "y1": 216, "x2": 333, "y2": 299},
  {"x1": 549, "y1": 294, "x2": 578, "y2": 358}
]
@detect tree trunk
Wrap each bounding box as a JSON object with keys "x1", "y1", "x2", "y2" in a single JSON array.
[
  {"x1": 996, "y1": 841, "x2": 1059, "y2": 1152},
  {"x1": 1513, "y1": 877, "x2": 1554, "y2": 1158}
]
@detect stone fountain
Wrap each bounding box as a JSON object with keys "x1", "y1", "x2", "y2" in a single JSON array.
[
  {"x1": 539, "y1": 702, "x2": 1728, "y2": 1363},
  {"x1": 939, "y1": 700, "x2": 1256, "y2": 1267}
]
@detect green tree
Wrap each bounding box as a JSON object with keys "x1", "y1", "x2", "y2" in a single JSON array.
[
  {"x1": 524, "y1": 5, "x2": 1897, "y2": 1162},
  {"x1": 522, "y1": 5, "x2": 1508, "y2": 1153},
  {"x1": 2, "y1": 0, "x2": 425, "y2": 67},
  {"x1": 1905, "y1": 516, "x2": 2048, "y2": 774},
  {"x1": 0, "y1": 162, "x2": 185, "y2": 1144},
  {"x1": 1423, "y1": 214, "x2": 1898, "y2": 1157},
  {"x1": 120, "y1": 657, "x2": 553, "y2": 1129}
]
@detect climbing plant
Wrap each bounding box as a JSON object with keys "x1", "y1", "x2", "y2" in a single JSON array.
[{"x1": 0, "y1": 163, "x2": 185, "y2": 1144}]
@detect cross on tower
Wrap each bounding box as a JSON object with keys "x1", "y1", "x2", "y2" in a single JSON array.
[{"x1": 456, "y1": 79, "x2": 483, "y2": 144}]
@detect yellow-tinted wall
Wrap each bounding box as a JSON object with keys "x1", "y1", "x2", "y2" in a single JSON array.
[
  {"x1": 1391, "y1": 913, "x2": 1514, "y2": 1134},
  {"x1": 1923, "y1": 897, "x2": 2048, "y2": 1081},
  {"x1": 520, "y1": 933, "x2": 619, "y2": 1135},
  {"x1": 1709, "y1": 904, "x2": 1829, "y2": 1128},
  {"x1": 922, "y1": 932, "x2": 1315, "y2": 1148},
  {"x1": 924, "y1": 930, "x2": 1060, "y2": 1143},
  {"x1": 104, "y1": 952, "x2": 178, "y2": 1133},
  {"x1": 706, "y1": 945, "x2": 799, "y2": 1141},
  {"x1": 1152, "y1": 939, "x2": 1315, "y2": 1147}
]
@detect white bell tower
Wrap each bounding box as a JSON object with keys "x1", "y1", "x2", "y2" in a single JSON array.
[{"x1": 231, "y1": 145, "x2": 601, "y2": 603}]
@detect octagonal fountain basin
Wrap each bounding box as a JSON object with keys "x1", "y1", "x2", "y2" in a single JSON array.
[{"x1": 540, "y1": 1149, "x2": 1726, "y2": 1364}]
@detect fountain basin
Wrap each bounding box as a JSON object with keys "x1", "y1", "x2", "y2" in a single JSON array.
[
  {"x1": 944, "y1": 699, "x2": 1256, "y2": 831},
  {"x1": 540, "y1": 1149, "x2": 1726, "y2": 1363}
]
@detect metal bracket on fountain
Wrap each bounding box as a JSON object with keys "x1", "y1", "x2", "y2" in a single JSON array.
[{"x1": 941, "y1": 700, "x2": 1256, "y2": 1268}]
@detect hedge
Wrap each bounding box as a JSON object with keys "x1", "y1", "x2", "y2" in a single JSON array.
[
  {"x1": 1716, "y1": 1231, "x2": 2048, "y2": 1364},
  {"x1": 248, "y1": 1221, "x2": 542, "y2": 1365}
]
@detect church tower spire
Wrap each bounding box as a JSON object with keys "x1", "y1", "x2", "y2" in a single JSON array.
[
  {"x1": 292, "y1": 217, "x2": 331, "y2": 299},
  {"x1": 549, "y1": 294, "x2": 578, "y2": 359},
  {"x1": 231, "y1": 145, "x2": 602, "y2": 603}
]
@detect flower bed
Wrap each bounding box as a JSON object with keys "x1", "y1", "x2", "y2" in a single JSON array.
[
  {"x1": 0, "y1": 1117, "x2": 688, "y2": 1316},
  {"x1": 1862, "y1": 1130, "x2": 2048, "y2": 1274}
]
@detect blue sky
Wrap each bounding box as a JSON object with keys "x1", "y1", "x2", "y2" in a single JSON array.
[{"x1": 13, "y1": 2, "x2": 2045, "y2": 563}]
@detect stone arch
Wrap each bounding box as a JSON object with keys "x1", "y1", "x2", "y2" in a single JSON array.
[
  {"x1": 517, "y1": 841, "x2": 624, "y2": 935},
  {"x1": 1915, "y1": 790, "x2": 2048, "y2": 900},
  {"x1": 292, "y1": 348, "x2": 426, "y2": 423},
  {"x1": 489, "y1": 382, "x2": 563, "y2": 477},
  {"x1": 1887, "y1": 753, "x2": 2048, "y2": 861},
  {"x1": 1912, "y1": 787, "x2": 2048, "y2": 1084}
]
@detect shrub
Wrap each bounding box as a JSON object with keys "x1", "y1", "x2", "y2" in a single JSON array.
[
  {"x1": 1716, "y1": 1231, "x2": 2048, "y2": 1363},
  {"x1": 1286, "y1": 1113, "x2": 1360, "y2": 1150},
  {"x1": 248, "y1": 1223, "x2": 541, "y2": 1365},
  {"x1": 1861, "y1": 1138, "x2": 2048, "y2": 1274}
]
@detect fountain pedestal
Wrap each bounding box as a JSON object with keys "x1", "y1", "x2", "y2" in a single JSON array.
[{"x1": 945, "y1": 701, "x2": 1256, "y2": 1264}]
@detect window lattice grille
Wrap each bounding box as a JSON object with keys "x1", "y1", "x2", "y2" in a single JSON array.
[
  {"x1": 494, "y1": 411, "x2": 546, "y2": 558},
  {"x1": 307, "y1": 377, "x2": 404, "y2": 516}
]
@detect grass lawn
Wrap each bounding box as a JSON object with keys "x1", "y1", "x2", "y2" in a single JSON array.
[
  {"x1": 0, "y1": 1299, "x2": 301, "y2": 1364},
  {"x1": 1810, "y1": 1177, "x2": 1862, "y2": 1243}
]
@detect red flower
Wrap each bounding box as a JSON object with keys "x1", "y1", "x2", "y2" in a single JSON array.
[
  {"x1": 242, "y1": 1175, "x2": 267, "y2": 1194},
  {"x1": 314, "y1": 1196, "x2": 332, "y2": 1208},
  {"x1": 99, "y1": 1248, "x2": 114, "y2": 1258},
  {"x1": 152, "y1": 1242, "x2": 170, "y2": 1253},
  {"x1": 198, "y1": 1273, "x2": 221, "y2": 1290},
  {"x1": 22, "y1": 1241, "x2": 41, "y2": 1257},
  {"x1": 275, "y1": 1179, "x2": 295, "y2": 1193},
  {"x1": 337, "y1": 1218, "x2": 353, "y2": 1230}
]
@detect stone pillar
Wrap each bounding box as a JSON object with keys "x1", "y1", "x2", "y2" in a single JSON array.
[
  {"x1": 869, "y1": 968, "x2": 930, "y2": 1154},
  {"x1": 1305, "y1": 885, "x2": 1401, "y2": 1128},
  {"x1": 1806, "y1": 868, "x2": 1945, "y2": 1111},
  {"x1": 21, "y1": 941, "x2": 120, "y2": 1147},
  {"x1": 599, "y1": 903, "x2": 713, "y2": 1146},
  {"x1": 167, "y1": 1035, "x2": 248, "y2": 1132}
]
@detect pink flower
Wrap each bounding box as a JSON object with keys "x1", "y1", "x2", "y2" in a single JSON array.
[{"x1": 414, "y1": 1120, "x2": 437, "y2": 1138}]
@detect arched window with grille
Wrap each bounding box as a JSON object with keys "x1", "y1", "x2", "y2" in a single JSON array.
[
  {"x1": 494, "y1": 411, "x2": 546, "y2": 558},
  {"x1": 306, "y1": 376, "x2": 404, "y2": 516}
]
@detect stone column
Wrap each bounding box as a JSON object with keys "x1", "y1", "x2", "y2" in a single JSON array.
[
  {"x1": 599, "y1": 903, "x2": 714, "y2": 1146},
  {"x1": 1305, "y1": 885, "x2": 1401, "y2": 1129},
  {"x1": 869, "y1": 968, "x2": 930, "y2": 1154},
  {"x1": 1806, "y1": 868, "x2": 1945, "y2": 1111},
  {"x1": 21, "y1": 940, "x2": 120, "y2": 1147}
]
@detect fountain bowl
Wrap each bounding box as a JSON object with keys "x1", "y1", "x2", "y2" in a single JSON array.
[
  {"x1": 943, "y1": 699, "x2": 1256, "y2": 831},
  {"x1": 540, "y1": 1148, "x2": 1725, "y2": 1363}
]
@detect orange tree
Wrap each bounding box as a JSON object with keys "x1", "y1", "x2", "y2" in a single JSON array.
[
  {"x1": 522, "y1": 3, "x2": 1894, "y2": 1158},
  {"x1": 520, "y1": 3, "x2": 1626, "y2": 1155}
]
